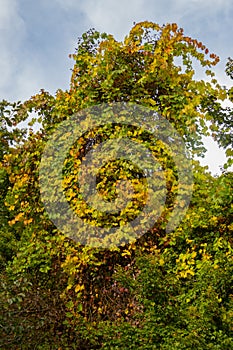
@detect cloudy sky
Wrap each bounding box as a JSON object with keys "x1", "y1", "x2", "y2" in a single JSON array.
[{"x1": 1, "y1": 0, "x2": 232, "y2": 174}]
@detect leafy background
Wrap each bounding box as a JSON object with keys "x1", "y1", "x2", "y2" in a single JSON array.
[
  {"x1": 0, "y1": 21, "x2": 233, "y2": 349},
  {"x1": 1, "y1": 0, "x2": 233, "y2": 173}
]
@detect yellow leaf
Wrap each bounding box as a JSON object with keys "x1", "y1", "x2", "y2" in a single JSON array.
[
  {"x1": 14, "y1": 212, "x2": 24, "y2": 222},
  {"x1": 24, "y1": 218, "x2": 33, "y2": 225},
  {"x1": 191, "y1": 251, "x2": 197, "y2": 259},
  {"x1": 159, "y1": 258, "x2": 165, "y2": 266},
  {"x1": 122, "y1": 250, "x2": 131, "y2": 257},
  {"x1": 75, "y1": 284, "x2": 85, "y2": 293}
]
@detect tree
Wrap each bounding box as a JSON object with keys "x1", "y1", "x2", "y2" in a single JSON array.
[
  {"x1": 0, "y1": 100, "x2": 27, "y2": 267},
  {"x1": 0, "y1": 21, "x2": 232, "y2": 349}
]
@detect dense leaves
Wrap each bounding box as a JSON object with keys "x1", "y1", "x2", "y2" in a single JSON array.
[{"x1": 0, "y1": 22, "x2": 232, "y2": 349}]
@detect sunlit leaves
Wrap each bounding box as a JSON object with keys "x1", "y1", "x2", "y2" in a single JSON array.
[{"x1": 0, "y1": 21, "x2": 233, "y2": 349}]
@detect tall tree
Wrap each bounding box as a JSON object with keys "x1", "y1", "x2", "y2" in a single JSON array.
[{"x1": 0, "y1": 22, "x2": 232, "y2": 349}]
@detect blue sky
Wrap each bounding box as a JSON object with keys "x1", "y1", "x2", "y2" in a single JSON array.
[{"x1": 1, "y1": 0, "x2": 233, "y2": 174}]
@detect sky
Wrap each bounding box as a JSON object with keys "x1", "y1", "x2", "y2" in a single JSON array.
[{"x1": 0, "y1": 0, "x2": 233, "y2": 174}]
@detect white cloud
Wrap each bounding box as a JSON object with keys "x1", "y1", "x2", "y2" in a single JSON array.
[
  {"x1": 49, "y1": 0, "x2": 233, "y2": 61},
  {"x1": 199, "y1": 136, "x2": 230, "y2": 175},
  {"x1": 0, "y1": 0, "x2": 74, "y2": 101},
  {"x1": 170, "y1": 0, "x2": 232, "y2": 18},
  {"x1": 79, "y1": 0, "x2": 146, "y2": 38},
  {"x1": 53, "y1": 0, "x2": 147, "y2": 40},
  {"x1": 0, "y1": 0, "x2": 26, "y2": 100}
]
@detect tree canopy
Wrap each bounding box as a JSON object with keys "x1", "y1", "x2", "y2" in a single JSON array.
[{"x1": 0, "y1": 21, "x2": 232, "y2": 349}]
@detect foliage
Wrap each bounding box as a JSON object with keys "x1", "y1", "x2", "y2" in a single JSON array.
[
  {"x1": 0, "y1": 21, "x2": 232, "y2": 349},
  {"x1": 0, "y1": 101, "x2": 27, "y2": 268}
]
